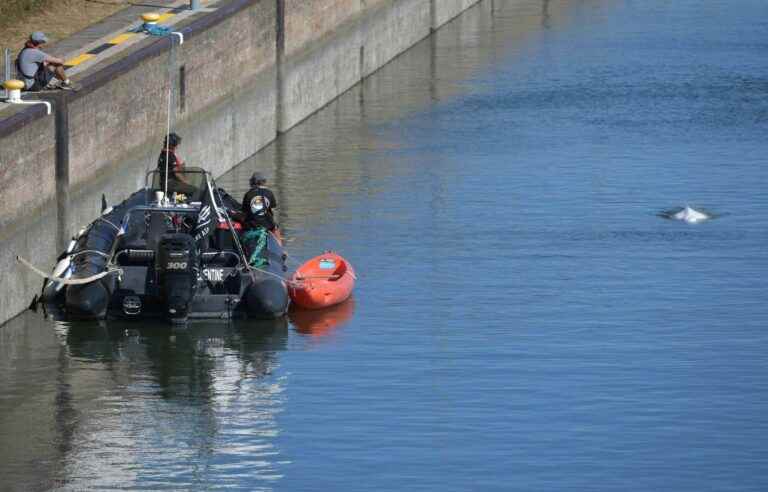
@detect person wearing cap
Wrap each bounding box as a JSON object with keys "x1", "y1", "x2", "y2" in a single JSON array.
[
  {"x1": 157, "y1": 132, "x2": 197, "y2": 196},
  {"x1": 241, "y1": 172, "x2": 278, "y2": 232},
  {"x1": 15, "y1": 32, "x2": 73, "y2": 91}
]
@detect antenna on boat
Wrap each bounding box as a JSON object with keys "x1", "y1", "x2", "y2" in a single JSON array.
[
  {"x1": 132, "y1": 12, "x2": 185, "y2": 202},
  {"x1": 163, "y1": 39, "x2": 173, "y2": 202},
  {"x1": 142, "y1": 12, "x2": 185, "y2": 204}
]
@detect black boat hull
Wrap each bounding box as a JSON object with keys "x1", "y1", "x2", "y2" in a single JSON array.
[{"x1": 41, "y1": 172, "x2": 291, "y2": 322}]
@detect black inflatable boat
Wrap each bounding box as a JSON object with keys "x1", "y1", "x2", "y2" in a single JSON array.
[{"x1": 40, "y1": 168, "x2": 290, "y2": 322}]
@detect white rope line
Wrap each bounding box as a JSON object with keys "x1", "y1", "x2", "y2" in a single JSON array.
[
  {"x1": 242, "y1": 263, "x2": 306, "y2": 287},
  {"x1": 95, "y1": 216, "x2": 121, "y2": 232},
  {"x1": 17, "y1": 256, "x2": 121, "y2": 285},
  {"x1": 164, "y1": 39, "x2": 174, "y2": 198},
  {"x1": 69, "y1": 249, "x2": 112, "y2": 260}
]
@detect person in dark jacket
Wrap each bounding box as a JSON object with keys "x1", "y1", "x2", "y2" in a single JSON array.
[
  {"x1": 239, "y1": 172, "x2": 281, "y2": 264},
  {"x1": 157, "y1": 132, "x2": 197, "y2": 197},
  {"x1": 241, "y1": 172, "x2": 278, "y2": 231}
]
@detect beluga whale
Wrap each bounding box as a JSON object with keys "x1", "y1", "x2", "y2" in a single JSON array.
[{"x1": 658, "y1": 205, "x2": 714, "y2": 224}]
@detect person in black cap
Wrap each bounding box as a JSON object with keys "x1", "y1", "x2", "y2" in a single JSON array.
[
  {"x1": 157, "y1": 132, "x2": 197, "y2": 196},
  {"x1": 241, "y1": 172, "x2": 278, "y2": 232},
  {"x1": 16, "y1": 32, "x2": 73, "y2": 91}
]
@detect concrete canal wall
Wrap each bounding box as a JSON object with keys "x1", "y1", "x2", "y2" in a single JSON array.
[{"x1": 0, "y1": 0, "x2": 483, "y2": 325}]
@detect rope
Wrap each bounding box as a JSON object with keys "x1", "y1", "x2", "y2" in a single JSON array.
[
  {"x1": 282, "y1": 251, "x2": 305, "y2": 267},
  {"x1": 142, "y1": 23, "x2": 175, "y2": 37},
  {"x1": 69, "y1": 249, "x2": 112, "y2": 260},
  {"x1": 238, "y1": 227, "x2": 304, "y2": 286},
  {"x1": 242, "y1": 228, "x2": 268, "y2": 267},
  {"x1": 247, "y1": 264, "x2": 296, "y2": 285},
  {"x1": 17, "y1": 256, "x2": 121, "y2": 286},
  {"x1": 95, "y1": 216, "x2": 121, "y2": 232}
]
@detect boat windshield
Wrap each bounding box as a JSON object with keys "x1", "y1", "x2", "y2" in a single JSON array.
[{"x1": 147, "y1": 167, "x2": 208, "y2": 202}]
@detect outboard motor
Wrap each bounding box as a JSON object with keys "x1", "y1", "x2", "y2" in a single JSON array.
[{"x1": 155, "y1": 233, "x2": 199, "y2": 321}]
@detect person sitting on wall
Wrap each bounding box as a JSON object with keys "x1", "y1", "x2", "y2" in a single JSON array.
[
  {"x1": 15, "y1": 32, "x2": 73, "y2": 91},
  {"x1": 157, "y1": 132, "x2": 198, "y2": 198}
]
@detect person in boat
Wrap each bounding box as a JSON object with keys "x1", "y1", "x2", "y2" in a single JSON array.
[
  {"x1": 241, "y1": 172, "x2": 278, "y2": 232},
  {"x1": 157, "y1": 132, "x2": 197, "y2": 198},
  {"x1": 15, "y1": 32, "x2": 74, "y2": 91},
  {"x1": 238, "y1": 172, "x2": 280, "y2": 264}
]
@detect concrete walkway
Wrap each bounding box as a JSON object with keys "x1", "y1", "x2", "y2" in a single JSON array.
[
  {"x1": 2, "y1": 0, "x2": 218, "y2": 103},
  {"x1": 47, "y1": 1, "x2": 183, "y2": 58}
]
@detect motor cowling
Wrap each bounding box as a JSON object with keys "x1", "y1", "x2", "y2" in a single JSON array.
[{"x1": 155, "y1": 233, "x2": 199, "y2": 320}]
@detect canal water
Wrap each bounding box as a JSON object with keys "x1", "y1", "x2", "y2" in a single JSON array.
[{"x1": 2, "y1": 0, "x2": 768, "y2": 490}]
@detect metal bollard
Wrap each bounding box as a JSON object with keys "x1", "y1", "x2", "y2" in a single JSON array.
[{"x1": 190, "y1": 0, "x2": 201, "y2": 10}]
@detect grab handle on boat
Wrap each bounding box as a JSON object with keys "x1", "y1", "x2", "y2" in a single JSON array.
[{"x1": 16, "y1": 255, "x2": 121, "y2": 285}]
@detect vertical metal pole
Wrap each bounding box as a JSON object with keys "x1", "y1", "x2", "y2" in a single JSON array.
[
  {"x1": 2, "y1": 48, "x2": 10, "y2": 98},
  {"x1": 275, "y1": 0, "x2": 285, "y2": 133},
  {"x1": 430, "y1": 0, "x2": 437, "y2": 32},
  {"x1": 54, "y1": 93, "x2": 71, "y2": 252},
  {"x1": 190, "y1": 0, "x2": 201, "y2": 10}
]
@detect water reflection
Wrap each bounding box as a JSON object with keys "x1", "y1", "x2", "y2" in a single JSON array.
[
  {"x1": 289, "y1": 297, "x2": 356, "y2": 338},
  {"x1": 2, "y1": 314, "x2": 289, "y2": 490}
]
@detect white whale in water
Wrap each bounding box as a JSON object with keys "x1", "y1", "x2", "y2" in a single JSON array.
[{"x1": 662, "y1": 206, "x2": 712, "y2": 223}]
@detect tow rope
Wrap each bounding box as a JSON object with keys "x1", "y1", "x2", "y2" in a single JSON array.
[
  {"x1": 16, "y1": 256, "x2": 121, "y2": 285},
  {"x1": 135, "y1": 22, "x2": 173, "y2": 37},
  {"x1": 242, "y1": 228, "x2": 268, "y2": 268}
]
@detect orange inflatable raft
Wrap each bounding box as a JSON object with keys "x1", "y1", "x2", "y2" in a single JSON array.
[{"x1": 289, "y1": 252, "x2": 356, "y2": 309}]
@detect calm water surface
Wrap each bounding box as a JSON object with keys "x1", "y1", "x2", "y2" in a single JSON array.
[{"x1": 2, "y1": 0, "x2": 768, "y2": 490}]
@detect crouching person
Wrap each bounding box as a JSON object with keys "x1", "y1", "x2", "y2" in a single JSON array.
[
  {"x1": 240, "y1": 172, "x2": 280, "y2": 266},
  {"x1": 16, "y1": 32, "x2": 73, "y2": 91}
]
